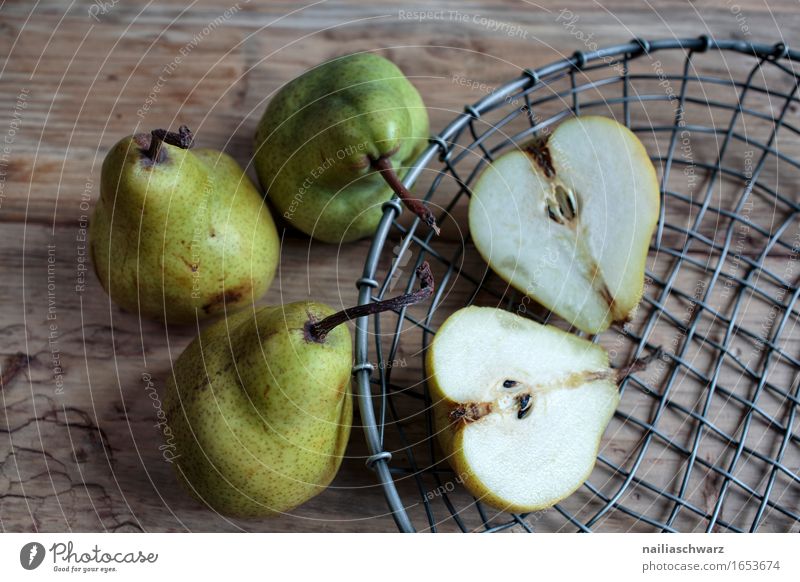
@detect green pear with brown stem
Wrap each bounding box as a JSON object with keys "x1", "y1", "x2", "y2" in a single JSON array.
[
  {"x1": 254, "y1": 52, "x2": 436, "y2": 243},
  {"x1": 163, "y1": 263, "x2": 435, "y2": 517},
  {"x1": 90, "y1": 126, "x2": 279, "y2": 324}
]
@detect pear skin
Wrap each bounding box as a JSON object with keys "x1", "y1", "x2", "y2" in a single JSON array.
[
  {"x1": 164, "y1": 302, "x2": 352, "y2": 517},
  {"x1": 90, "y1": 129, "x2": 279, "y2": 324},
  {"x1": 163, "y1": 262, "x2": 435, "y2": 517},
  {"x1": 254, "y1": 52, "x2": 430, "y2": 243}
]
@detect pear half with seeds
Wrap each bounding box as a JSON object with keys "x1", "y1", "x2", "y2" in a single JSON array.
[
  {"x1": 468, "y1": 115, "x2": 660, "y2": 334},
  {"x1": 428, "y1": 306, "x2": 620, "y2": 512}
]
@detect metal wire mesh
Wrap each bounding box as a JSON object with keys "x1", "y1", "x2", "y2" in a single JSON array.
[{"x1": 353, "y1": 37, "x2": 800, "y2": 532}]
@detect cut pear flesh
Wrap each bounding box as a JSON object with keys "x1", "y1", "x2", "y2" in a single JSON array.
[
  {"x1": 428, "y1": 306, "x2": 620, "y2": 512},
  {"x1": 469, "y1": 115, "x2": 660, "y2": 334}
]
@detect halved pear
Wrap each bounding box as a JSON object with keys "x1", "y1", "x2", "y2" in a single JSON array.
[
  {"x1": 469, "y1": 115, "x2": 660, "y2": 334},
  {"x1": 428, "y1": 306, "x2": 619, "y2": 512}
]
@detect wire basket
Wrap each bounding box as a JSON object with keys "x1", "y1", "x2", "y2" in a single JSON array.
[{"x1": 352, "y1": 37, "x2": 800, "y2": 533}]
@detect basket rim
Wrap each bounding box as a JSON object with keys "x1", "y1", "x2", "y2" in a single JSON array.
[{"x1": 351, "y1": 36, "x2": 798, "y2": 533}]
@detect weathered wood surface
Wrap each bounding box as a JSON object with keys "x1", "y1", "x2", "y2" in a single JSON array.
[{"x1": 1, "y1": 0, "x2": 798, "y2": 532}]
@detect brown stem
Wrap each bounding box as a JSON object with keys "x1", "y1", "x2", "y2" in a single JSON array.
[
  {"x1": 305, "y1": 261, "x2": 435, "y2": 343},
  {"x1": 449, "y1": 401, "x2": 493, "y2": 425},
  {"x1": 614, "y1": 347, "x2": 664, "y2": 383},
  {"x1": 371, "y1": 156, "x2": 440, "y2": 235},
  {"x1": 145, "y1": 125, "x2": 194, "y2": 163}
]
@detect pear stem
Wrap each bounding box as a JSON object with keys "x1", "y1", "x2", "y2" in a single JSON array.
[
  {"x1": 144, "y1": 125, "x2": 195, "y2": 162},
  {"x1": 305, "y1": 261, "x2": 435, "y2": 343},
  {"x1": 614, "y1": 347, "x2": 664, "y2": 383},
  {"x1": 371, "y1": 156, "x2": 440, "y2": 235}
]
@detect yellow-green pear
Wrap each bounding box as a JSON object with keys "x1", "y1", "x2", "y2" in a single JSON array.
[
  {"x1": 90, "y1": 126, "x2": 279, "y2": 324},
  {"x1": 164, "y1": 263, "x2": 434, "y2": 517},
  {"x1": 428, "y1": 306, "x2": 621, "y2": 513},
  {"x1": 254, "y1": 52, "x2": 437, "y2": 243}
]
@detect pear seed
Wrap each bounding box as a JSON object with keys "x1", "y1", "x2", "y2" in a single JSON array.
[
  {"x1": 555, "y1": 185, "x2": 576, "y2": 221},
  {"x1": 503, "y1": 379, "x2": 518, "y2": 388},
  {"x1": 517, "y1": 393, "x2": 532, "y2": 419},
  {"x1": 546, "y1": 200, "x2": 564, "y2": 224}
]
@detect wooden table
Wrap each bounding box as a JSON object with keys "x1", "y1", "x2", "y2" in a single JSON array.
[{"x1": 1, "y1": 0, "x2": 797, "y2": 532}]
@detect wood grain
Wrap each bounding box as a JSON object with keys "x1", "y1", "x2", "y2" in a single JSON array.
[{"x1": 1, "y1": 0, "x2": 798, "y2": 532}]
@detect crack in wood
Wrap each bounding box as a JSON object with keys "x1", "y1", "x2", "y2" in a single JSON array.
[{"x1": 1, "y1": 352, "x2": 32, "y2": 391}]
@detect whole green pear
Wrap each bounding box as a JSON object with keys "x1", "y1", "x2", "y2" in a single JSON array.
[
  {"x1": 90, "y1": 127, "x2": 279, "y2": 324},
  {"x1": 163, "y1": 262, "x2": 434, "y2": 517},
  {"x1": 163, "y1": 302, "x2": 353, "y2": 517},
  {"x1": 254, "y1": 52, "x2": 433, "y2": 243}
]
